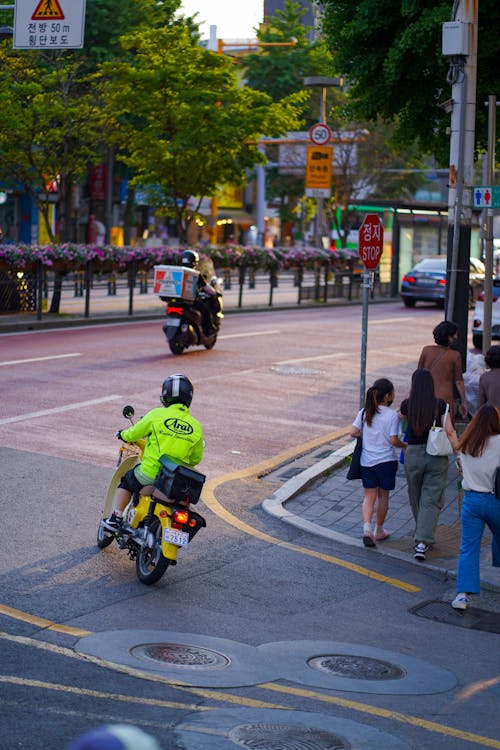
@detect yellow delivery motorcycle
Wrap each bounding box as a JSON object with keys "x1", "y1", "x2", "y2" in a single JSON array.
[{"x1": 97, "y1": 406, "x2": 206, "y2": 585}]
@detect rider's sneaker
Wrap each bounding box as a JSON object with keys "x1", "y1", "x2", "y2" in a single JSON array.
[{"x1": 102, "y1": 513, "x2": 122, "y2": 532}]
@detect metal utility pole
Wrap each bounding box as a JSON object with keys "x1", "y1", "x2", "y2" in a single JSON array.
[
  {"x1": 482, "y1": 95, "x2": 497, "y2": 354},
  {"x1": 443, "y1": 0, "x2": 478, "y2": 369}
]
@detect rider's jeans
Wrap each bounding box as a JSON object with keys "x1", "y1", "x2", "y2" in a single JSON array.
[{"x1": 457, "y1": 490, "x2": 500, "y2": 594}]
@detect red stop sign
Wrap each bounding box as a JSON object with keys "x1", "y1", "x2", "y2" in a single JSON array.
[{"x1": 359, "y1": 214, "x2": 384, "y2": 269}]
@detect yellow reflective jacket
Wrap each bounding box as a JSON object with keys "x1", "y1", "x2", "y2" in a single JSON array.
[{"x1": 120, "y1": 403, "x2": 204, "y2": 484}]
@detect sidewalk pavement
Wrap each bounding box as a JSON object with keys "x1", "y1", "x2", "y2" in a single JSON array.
[{"x1": 263, "y1": 430, "x2": 500, "y2": 596}]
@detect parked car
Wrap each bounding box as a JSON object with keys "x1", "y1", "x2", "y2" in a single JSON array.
[
  {"x1": 400, "y1": 256, "x2": 485, "y2": 308},
  {"x1": 472, "y1": 277, "x2": 500, "y2": 349}
]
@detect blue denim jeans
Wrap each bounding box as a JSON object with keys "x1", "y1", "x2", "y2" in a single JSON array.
[{"x1": 457, "y1": 490, "x2": 500, "y2": 594}]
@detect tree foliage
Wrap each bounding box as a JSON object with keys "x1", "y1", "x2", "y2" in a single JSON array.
[
  {"x1": 99, "y1": 24, "x2": 305, "y2": 241},
  {"x1": 318, "y1": 0, "x2": 500, "y2": 164},
  {"x1": 0, "y1": 47, "x2": 110, "y2": 241}
]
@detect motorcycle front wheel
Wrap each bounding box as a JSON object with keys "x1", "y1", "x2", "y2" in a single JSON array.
[
  {"x1": 96, "y1": 521, "x2": 115, "y2": 549},
  {"x1": 135, "y1": 519, "x2": 170, "y2": 584}
]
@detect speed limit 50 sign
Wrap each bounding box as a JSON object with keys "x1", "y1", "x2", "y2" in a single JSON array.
[{"x1": 309, "y1": 122, "x2": 332, "y2": 146}]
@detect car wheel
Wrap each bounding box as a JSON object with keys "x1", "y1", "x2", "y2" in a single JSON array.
[
  {"x1": 402, "y1": 298, "x2": 416, "y2": 308},
  {"x1": 472, "y1": 333, "x2": 483, "y2": 350}
]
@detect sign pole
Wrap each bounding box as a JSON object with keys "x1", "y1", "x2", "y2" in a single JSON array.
[
  {"x1": 360, "y1": 271, "x2": 371, "y2": 408},
  {"x1": 357, "y1": 213, "x2": 384, "y2": 408}
]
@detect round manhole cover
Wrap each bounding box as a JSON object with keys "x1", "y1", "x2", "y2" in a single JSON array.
[
  {"x1": 308, "y1": 654, "x2": 405, "y2": 681},
  {"x1": 130, "y1": 643, "x2": 230, "y2": 670},
  {"x1": 228, "y1": 723, "x2": 349, "y2": 749}
]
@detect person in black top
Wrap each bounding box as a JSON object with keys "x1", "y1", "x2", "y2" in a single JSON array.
[{"x1": 400, "y1": 368, "x2": 458, "y2": 560}]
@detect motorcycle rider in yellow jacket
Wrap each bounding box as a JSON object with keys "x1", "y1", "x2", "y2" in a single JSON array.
[{"x1": 103, "y1": 374, "x2": 204, "y2": 531}]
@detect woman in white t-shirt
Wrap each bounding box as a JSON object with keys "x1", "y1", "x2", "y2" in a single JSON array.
[
  {"x1": 452, "y1": 403, "x2": 500, "y2": 610},
  {"x1": 351, "y1": 378, "x2": 406, "y2": 547}
]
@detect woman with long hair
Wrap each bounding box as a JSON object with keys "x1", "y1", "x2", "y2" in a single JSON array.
[
  {"x1": 452, "y1": 404, "x2": 500, "y2": 609},
  {"x1": 351, "y1": 378, "x2": 406, "y2": 547},
  {"x1": 400, "y1": 368, "x2": 458, "y2": 560}
]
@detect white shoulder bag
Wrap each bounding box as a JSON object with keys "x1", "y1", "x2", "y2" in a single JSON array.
[{"x1": 426, "y1": 402, "x2": 454, "y2": 456}]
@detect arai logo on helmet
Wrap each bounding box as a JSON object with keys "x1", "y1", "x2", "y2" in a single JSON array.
[{"x1": 164, "y1": 417, "x2": 193, "y2": 435}]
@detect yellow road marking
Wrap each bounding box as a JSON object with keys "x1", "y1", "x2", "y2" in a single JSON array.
[
  {"x1": 1, "y1": 632, "x2": 498, "y2": 748},
  {"x1": 0, "y1": 674, "x2": 204, "y2": 711},
  {"x1": 0, "y1": 632, "x2": 288, "y2": 710},
  {"x1": 0, "y1": 604, "x2": 91, "y2": 636},
  {"x1": 202, "y1": 430, "x2": 420, "y2": 593},
  {"x1": 260, "y1": 682, "x2": 500, "y2": 749}
]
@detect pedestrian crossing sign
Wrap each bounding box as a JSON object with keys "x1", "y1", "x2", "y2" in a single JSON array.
[
  {"x1": 14, "y1": 0, "x2": 86, "y2": 49},
  {"x1": 32, "y1": 0, "x2": 65, "y2": 20}
]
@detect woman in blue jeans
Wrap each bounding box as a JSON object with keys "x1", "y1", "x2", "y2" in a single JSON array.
[{"x1": 453, "y1": 404, "x2": 500, "y2": 610}]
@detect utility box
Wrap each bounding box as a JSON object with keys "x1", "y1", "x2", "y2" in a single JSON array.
[{"x1": 442, "y1": 21, "x2": 469, "y2": 56}]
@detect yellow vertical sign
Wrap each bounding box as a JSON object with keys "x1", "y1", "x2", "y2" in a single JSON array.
[{"x1": 305, "y1": 146, "x2": 332, "y2": 190}]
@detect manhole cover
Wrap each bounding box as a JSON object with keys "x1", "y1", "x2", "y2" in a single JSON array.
[
  {"x1": 271, "y1": 365, "x2": 323, "y2": 376},
  {"x1": 228, "y1": 723, "x2": 349, "y2": 749},
  {"x1": 130, "y1": 643, "x2": 230, "y2": 670},
  {"x1": 308, "y1": 654, "x2": 405, "y2": 681},
  {"x1": 410, "y1": 600, "x2": 500, "y2": 634}
]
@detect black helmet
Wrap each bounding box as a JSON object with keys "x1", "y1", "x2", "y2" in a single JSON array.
[
  {"x1": 181, "y1": 249, "x2": 199, "y2": 270},
  {"x1": 161, "y1": 374, "x2": 194, "y2": 408}
]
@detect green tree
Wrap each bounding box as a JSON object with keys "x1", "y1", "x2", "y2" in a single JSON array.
[
  {"x1": 245, "y1": 0, "x2": 334, "y2": 127},
  {"x1": 318, "y1": 0, "x2": 500, "y2": 164},
  {"x1": 99, "y1": 24, "x2": 305, "y2": 243},
  {"x1": 0, "y1": 47, "x2": 110, "y2": 242}
]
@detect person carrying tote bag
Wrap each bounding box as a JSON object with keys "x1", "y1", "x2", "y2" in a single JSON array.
[
  {"x1": 399, "y1": 369, "x2": 459, "y2": 561},
  {"x1": 351, "y1": 379, "x2": 406, "y2": 548},
  {"x1": 426, "y1": 403, "x2": 454, "y2": 456}
]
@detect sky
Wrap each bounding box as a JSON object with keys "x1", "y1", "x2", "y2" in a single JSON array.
[{"x1": 179, "y1": 0, "x2": 264, "y2": 40}]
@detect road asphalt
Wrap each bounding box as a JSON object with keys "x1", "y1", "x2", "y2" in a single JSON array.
[{"x1": 2, "y1": 283, "x2": 499, "y2": 603}]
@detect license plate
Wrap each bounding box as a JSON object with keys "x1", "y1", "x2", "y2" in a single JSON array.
[
  {"x1": 164, "y1": 528, "x2": 189, "y2": 547},
  {"x1": 417, "y1": 278, "x2": 437, "y2": 286},
  {"x1": 166, "y1": 318, "x2": 181, "y2": 327}
]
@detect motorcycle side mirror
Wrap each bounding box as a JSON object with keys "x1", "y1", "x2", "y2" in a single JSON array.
[{"x1": 123, "y1": 405, "x2": 135, "y2": 422}]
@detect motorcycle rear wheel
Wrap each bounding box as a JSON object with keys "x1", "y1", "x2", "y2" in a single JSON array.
[
  {"x1": 169, "y1": 336, "x2": 185, "y2": 355},
  {"x1": 204, "y1": 333, "x2": 217, "y2": 350},
  {"x1": 135, "y1": 519, "x2": 170, "y2": 584},
  {"x1": 97, "y1": 521, "x2": 115, "y2": 549}
]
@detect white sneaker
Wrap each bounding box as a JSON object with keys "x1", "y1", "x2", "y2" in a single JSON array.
[{"x1": 452, "y1": 593, "x2": 468, "y2": 610}]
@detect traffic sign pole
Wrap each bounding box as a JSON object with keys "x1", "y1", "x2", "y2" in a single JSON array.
[
  {"x1": 358, "y1": 214, "x2": 384, "y2": 408},
  {"x1": 360, "y1": 271, "x2": 372, "y2": 408}
]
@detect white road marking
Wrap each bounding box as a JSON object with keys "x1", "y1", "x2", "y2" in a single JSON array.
[
  {"x1": 0, "y1": 395, "x2": 122, "y2": 425},
  {"x1": 0, "y1": 353, "x2": 81, "y2": 367},
  {"x1": 369, "y1": 317, "x2": 414, "y2": 324},
  {"x1": 275, "y1": 353, "x2": 347, "y2": 365},
  {"x1": 219, "y1": 330, "x2": 280, "y2": 340}
]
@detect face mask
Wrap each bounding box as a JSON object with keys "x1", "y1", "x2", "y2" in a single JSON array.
[{"x1": 387, "y1": 399, "x2": 393, "y2": 407}]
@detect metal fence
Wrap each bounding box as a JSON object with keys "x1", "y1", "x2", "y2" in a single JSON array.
[{"x1": 0, "y1": 264, "x2": 394, "y2": 320}]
